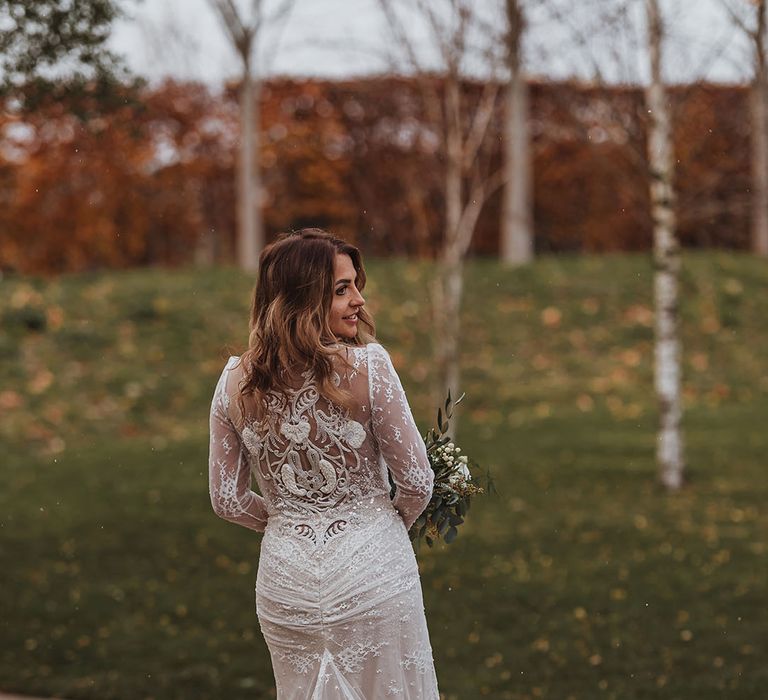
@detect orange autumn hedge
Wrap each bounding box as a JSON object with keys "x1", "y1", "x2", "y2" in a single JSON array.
[{"x1": 0, "y1": 77, "x2": 750, "y2": 274}]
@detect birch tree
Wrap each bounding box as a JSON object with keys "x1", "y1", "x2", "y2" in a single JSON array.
[
  {"x1": 645, "y1": 0, "x2": 685, "y2": 490},
  {"x1": 719, "y1": 0, "x2": 768, "y2": 256},
  {"x1": 500, "y1": 0, "x2": 534, "y2": 266},
  {"x1": 377, "y1": 0, "x2": 508, "y2": 411},
  {"x1": 207, "y1": 0, "x2": 294, "y2": 271}
]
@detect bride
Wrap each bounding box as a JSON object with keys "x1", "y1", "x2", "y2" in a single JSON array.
[{"x1": 208, "y1": 228, "x2": 440, "y2": 699}]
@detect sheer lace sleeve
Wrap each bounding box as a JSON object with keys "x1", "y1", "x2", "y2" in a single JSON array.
[
  {"x1": 367, "y1": 343, "x2": 434, "y2": 529},
  {"x1": 208, "y1": 357, "x2": 268, "y2": 532}
]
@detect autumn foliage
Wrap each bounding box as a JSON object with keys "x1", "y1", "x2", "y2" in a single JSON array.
[{"x1": 0, "y1": 77, "x2": 751, "y2": 274}]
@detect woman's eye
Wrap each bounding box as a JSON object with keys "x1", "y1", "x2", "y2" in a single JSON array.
[{"x1": 336, "y1": 286, "x2": 347, "y2": 295}]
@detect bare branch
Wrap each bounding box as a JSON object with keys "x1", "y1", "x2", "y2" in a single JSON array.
[
  {"x1": 376, "y1": 0, "x2": 445, "y2": 140},
  {"x1": 377, "y1": 0, "x2": 426, "y2": 74},
  {"x1": 209, "y1": 0, "x2": 253, "y2": 59},
  {"x1": 259, "y1": 0, "x2": 298, "y2": 73},
  {"x1": 462, "y1": 80, "x2": 500, "y2": 169},
  {"x1": 414, "y1": 0, "x2": 454, "y2": 68},
  {"x1": 718, "y1": 0, "x2": 755, "y2": 38},
  {"x1": 456, "y1": 165, "x2": 508, "y2": 258},
  {"x1": 539, "y1": 0, "x2": 607, "y2": 83}
]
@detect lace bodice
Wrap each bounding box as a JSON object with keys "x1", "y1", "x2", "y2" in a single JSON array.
[{"x1": 208, "y1": 342, "x2": 434, "y2": 534}]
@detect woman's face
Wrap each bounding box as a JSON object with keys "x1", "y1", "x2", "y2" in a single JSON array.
[{"x1": 329, "y1": 253, "x2": 365, "y2": 339}]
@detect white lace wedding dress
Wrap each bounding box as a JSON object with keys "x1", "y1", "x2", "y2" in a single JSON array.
[{"x1": 208, "y1": 342, "x2": 440, "y2": 699}]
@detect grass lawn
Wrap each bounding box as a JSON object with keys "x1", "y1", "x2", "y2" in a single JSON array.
[{"x1": 1, "y1": 251, "x2": 766, "y2": 699}]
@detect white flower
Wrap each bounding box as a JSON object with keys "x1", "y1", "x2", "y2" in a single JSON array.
[
  {"x1": 342, "y1": 420, "x2": 366, "y2": 449},
  {"x1": 458, "y1": 455, "x2": 468, "y2": 464},
  {"x1": 281, "y1": 419, "x2": 311, "y2": 444},
  {"x1": 447, "y1": 462, "x2": 472, "y2": 486}
]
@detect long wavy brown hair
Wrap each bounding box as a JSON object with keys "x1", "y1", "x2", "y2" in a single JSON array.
[{"x1": 234, "y1": 228, "x2": 376, "y2": 424}]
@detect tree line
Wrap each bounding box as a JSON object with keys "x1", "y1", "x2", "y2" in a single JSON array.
[{"x1": 0, "y1": 75, "x2": 752, "y2": 275}]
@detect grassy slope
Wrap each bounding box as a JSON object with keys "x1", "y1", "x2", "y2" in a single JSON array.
[{"x1": 0, "y1": 251, "x2": 766, "y2": 699}]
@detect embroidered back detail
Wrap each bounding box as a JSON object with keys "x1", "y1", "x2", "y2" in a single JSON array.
[
  {"x1": 240, "y1": 360, "x2": 369, "y2": 515},
  {"x1": 291, "y1": 519, "x2": 348, "y2": 547},
  {"x1": 213, "y1": 342, "x2": 432, "y2": 535},
  {"x1": 324, "y1": 518, "x2": 347, "y2": 543}
]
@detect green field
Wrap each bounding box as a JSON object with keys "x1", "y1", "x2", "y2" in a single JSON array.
[{"x1": 1, "y1": 252, "x2": 767, "y2": 699}]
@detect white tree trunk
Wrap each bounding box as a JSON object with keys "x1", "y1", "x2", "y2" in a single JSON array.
[
  {"x1": 433, "y1": 74, "x2": 464, "y2": 424},
  {"x1": 432, "y1": 252, "x2": 463, "y2": 409},
  {"x1": 500, "y1": 0, "x2": 533, "y2": 265},
  {"x1": 207, "y1": 0, "x2": 269, "y2": 270},
  {"x1": 645, "y1": 0, "x2": 685, "y2": 490},
  {"x1": 752, "y1": 1, "x2": 768, "y2": 256},
  {"x1": 238, "y1": 64, "x2": 263, "y2": 272}
]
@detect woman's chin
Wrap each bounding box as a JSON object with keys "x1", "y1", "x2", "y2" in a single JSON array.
[{"x1": 330, "y1": 321, "x2": 357, "y2": 338}]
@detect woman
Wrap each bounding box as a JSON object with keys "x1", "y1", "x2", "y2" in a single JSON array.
[{"x1": 208, "y1": 228, "x2": 440, "y2": 699}]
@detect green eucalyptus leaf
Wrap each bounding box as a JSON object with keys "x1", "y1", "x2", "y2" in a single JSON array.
[{"x1": 444, "y1": 526, "x2": 458, "y2": 544}]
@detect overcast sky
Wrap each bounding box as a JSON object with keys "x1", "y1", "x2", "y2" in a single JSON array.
[{"x1": 109, "y1": 0, "x2": 753, "y2": 87}]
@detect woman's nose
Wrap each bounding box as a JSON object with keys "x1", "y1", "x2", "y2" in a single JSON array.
[{"x1": 352, "y1": 290, "x2": 365, "y2": 307}]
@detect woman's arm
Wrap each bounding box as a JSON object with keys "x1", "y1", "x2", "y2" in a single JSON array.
[
  {"x1": 208, "y1": 358, "x2": 268, "y2": 532},
  {"x1": 367, "y1": 343, "x2": 434, "y2": 529}
]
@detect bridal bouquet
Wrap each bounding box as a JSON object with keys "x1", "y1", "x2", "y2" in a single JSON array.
[{"x1": 400, "y1": 390, "x2": 495, "y2": 550}]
